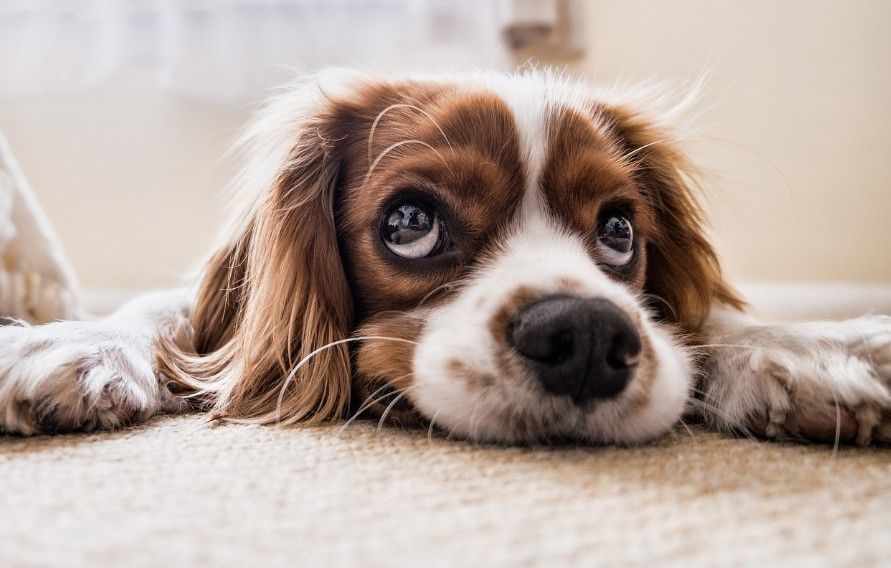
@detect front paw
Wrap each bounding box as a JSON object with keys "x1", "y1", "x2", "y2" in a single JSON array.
[
  {"x1": 702, "y1": 316, "x2": 891, "y2": 445},
  {"x1": 0, "y1": 322, "x2": 185, "y2": 434}
]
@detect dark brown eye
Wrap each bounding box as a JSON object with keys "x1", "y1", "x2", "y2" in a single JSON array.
[
  {"x1": 596, "y1": 214, "x2": 634, "y2": 266},
  {"x1": 382, "y1": 202, "x2": 445, "y2": 258}
]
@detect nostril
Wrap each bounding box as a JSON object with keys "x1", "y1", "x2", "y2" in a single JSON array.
[
  {"x1": 605, "y1": 343, "x2": 639, "y2": 370},
  {"x1": 605, "y1": 332, "x2": 641, "y2": 371}
]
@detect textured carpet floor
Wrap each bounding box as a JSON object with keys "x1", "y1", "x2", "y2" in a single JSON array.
[{"x1": 2, "y1": 415, "x2": 889, "y2": 567}]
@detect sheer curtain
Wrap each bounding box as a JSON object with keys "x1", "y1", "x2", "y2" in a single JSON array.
[{"x1": 0, "y1": 0, "x2": 523, "y2": 102}]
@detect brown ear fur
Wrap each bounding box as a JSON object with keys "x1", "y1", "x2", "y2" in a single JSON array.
[
  {"x1": 158, "y1": 80, "x2": 355, "y2": 425},
  {"x1": 605, "y1": 105, "x2": 744, "y2": 331}
]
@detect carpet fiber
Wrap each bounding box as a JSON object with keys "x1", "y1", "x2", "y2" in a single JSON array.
[{"x1": 2, "y1": 415, "x2": 889, "y2": 566}]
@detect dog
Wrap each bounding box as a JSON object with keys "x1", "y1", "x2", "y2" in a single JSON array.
[{"x1": 1, "y1": 69, "x2": 889, "y2": 445}]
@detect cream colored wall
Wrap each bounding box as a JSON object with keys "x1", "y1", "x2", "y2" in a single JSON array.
[
  {"x1": 0, "y1": 68, "x2": 247, "y2": 290},
  {"x1": 0, "y1": 0, "x2": 888, "y2": 290},
  {"x1": 575, "y1": 0, "x2": 891, "y2": 283}
]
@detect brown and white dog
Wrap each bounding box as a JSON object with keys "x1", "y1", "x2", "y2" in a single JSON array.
[{"x1": 2, "y1": 70, "x2": 890, "y2": 445}]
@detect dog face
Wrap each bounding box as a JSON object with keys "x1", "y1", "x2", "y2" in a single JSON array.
[{"x1": 161, "y1": 70, "x2": 741, "y2": 444}]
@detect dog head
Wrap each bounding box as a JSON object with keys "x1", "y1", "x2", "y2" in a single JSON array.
[{"x1": 162, "y1": 69, "x2": 741, "y2": 444}]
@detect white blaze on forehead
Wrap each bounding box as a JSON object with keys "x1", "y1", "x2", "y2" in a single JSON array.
[{"x1": 479, "y1": 75, "x2": 551, "y2": 217}]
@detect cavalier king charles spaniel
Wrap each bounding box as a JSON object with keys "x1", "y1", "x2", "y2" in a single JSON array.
[{"x1": 2, "y1": 70, "x2": 890, "y2": 445}]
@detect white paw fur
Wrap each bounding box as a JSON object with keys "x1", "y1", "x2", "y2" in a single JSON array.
[
  {"x1": 700, "y1": 315, "x2": 891, "y2": 445},
  {"x1": 0, "y1": 291, "x2": 192, "y2": 435}
]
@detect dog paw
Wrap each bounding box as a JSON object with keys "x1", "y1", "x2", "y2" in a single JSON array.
[
  {"x1": 0, "y1": 321, "x2": 186, "y2": 435},
  {"x1": 701, "y1": 315, "x2": 891, "y2": 445}
]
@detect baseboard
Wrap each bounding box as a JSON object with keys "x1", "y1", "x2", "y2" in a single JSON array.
[{"x1": 738, "y1": 282, "x2": 891, "y2": 321}]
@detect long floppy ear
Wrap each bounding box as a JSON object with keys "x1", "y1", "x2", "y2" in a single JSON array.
[
  {"x1": 604, "y1": 104, "x2": 744, "y2": 331},
  {"x1": 159, "y1": 72, "x2": 360, "y2": 425}
]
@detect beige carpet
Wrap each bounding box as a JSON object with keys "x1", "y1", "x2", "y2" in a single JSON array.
[{"x1": 2, "y1": 415, "x2": 889, "y2": 567}]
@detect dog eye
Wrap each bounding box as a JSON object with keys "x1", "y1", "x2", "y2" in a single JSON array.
[
  {"x1": 596, "y1": 214, "x2": 634, "y2": 266},
  {"x1": 382, "y1": 202, "x2": 445, "y2": 259}
]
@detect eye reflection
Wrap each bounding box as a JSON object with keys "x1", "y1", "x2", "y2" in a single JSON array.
[
  {"x1": 596, "y1": 214, "x2": 634, "y2": 266},
  {"x1": 382, "y1": 201, "x2": 445, "y2": 259}
]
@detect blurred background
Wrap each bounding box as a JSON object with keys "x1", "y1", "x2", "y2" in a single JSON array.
[{"x1": 0, "y1": 0, "x2": 888, "y2": 305}]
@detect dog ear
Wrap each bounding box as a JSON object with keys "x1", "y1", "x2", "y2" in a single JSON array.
[
  {"x1": 604, "y1": 104, "x2": 744, "y2": 331},
  {"x1": 159, "y1": 73, "x2": 361, "y2": 424}
]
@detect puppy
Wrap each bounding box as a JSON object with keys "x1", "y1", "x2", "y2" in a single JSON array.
[{"x1": 2, "y1": 70, "x2": 889, "y2": 445}]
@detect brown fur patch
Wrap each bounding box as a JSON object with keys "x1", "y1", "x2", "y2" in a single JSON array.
[
  {"x1": 541, "y1": 106, "x2": 654, "y2": 289},
  {"x1": 352, "y1": 312, "x2": 427, "y2": 426},
  {"x1": 447, "y1": 359, "x2": 497, "y2": 391},
  {"x1": 337, "y1": 90, "x2": 526, "y2": 316},
  {"x1": 488, "y1": 286, "x2": 542, "y2": 333}
]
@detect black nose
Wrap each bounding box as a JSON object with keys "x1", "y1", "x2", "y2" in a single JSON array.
[{"x1": 506, "y1": 296, "x2": 641, "y2": 402}]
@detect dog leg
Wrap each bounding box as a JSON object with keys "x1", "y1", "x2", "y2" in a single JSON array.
[
  {"x1": 696, "y1": 306, "x2": 891, "y2": 445},
  {"x1": 0, "y1": 290, "x2": 193, "y2": 434}
]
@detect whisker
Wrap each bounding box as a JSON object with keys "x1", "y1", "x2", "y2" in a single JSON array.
[
  {"x1": 677, "y1": 417, "x2": 697, "y2": 443},
  {"x1": 621, "y1": 138, "x2": 674, "y2": 163},
  {"x1": 364, "y1": 139, "x2": 452, "y2": 186},
  {"x1": 417, "y1": 282, "x2": 456, "y2": 307},
  {"x1": 335, "y1": 382, "x2": 398, "y2": 438},
  {"x1": 691, "y1": 135, "x2": 795, "y2": 200},
  {"x1": 275, "y1": 336, "x2": 419, "y2": 424},
  {"x1": 687, "y1": 343, "x2": 806, "y2": 358},
  {"x1": 376, "y1": 385, "x2": 418, "y2": 433},
  {"x1": 368, "y1": 103, "x2": 455, "y2": 162},
  {"x1": 830, "y1": 388, "x2": 842, "y2": 457},
  {"x1": 639, "y1": 293, "x2": 678, "y2": 321},
  {"x1": 687, "y1": 385, "x2": 708, "y2": 397},
  {"x1": 689, "y1": 343, "x2": 763, "y2": 350},
  {"x1": 427, "y1": 409, "x2": 443, "y2": 447}
]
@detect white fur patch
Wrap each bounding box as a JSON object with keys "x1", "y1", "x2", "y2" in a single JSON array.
[
  {"x1": 700, "y1": 308, "x2": 891, "y2": 444},
  {"x1": 0, "y1": 290, "x2": 192, "y2": 434}
]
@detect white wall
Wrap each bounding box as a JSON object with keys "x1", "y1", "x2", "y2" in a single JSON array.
[
  {"x1": 577, "y1": 0, "x2": 891, "y2": 283},
  {"x1": 0, "y1": 0, "x2": 889, "y2": 290},
  {"x1": 0, "y1": 67, "x2": 247, "y2": 289}
]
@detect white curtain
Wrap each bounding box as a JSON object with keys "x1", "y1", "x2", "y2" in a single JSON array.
[{"x1": 0, "y1": 0, "x2": 520, "y2": 102}]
